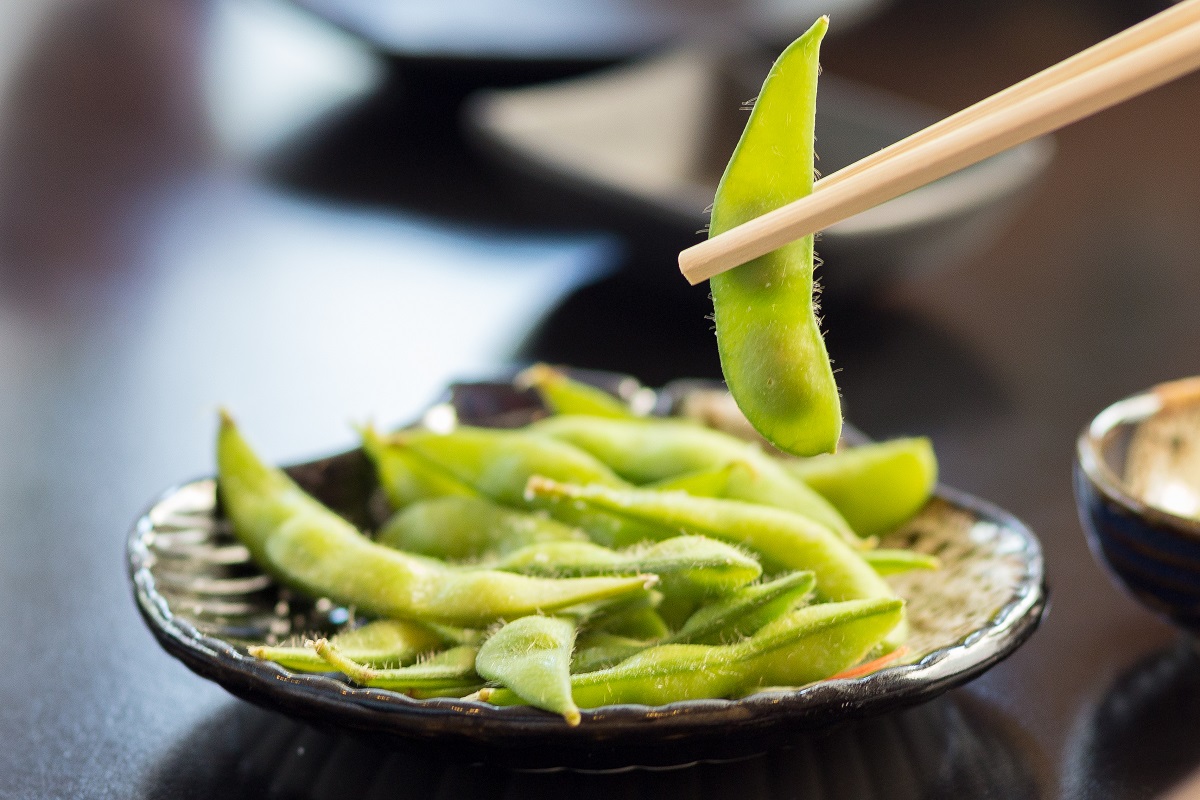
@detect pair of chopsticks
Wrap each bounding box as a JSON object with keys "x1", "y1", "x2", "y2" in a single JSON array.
[{"x1": 679, "y1": 0, "x2": 1200, "y2": 285}]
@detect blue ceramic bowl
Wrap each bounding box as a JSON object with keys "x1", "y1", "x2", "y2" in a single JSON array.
[{"x1": 1075, "y1": 378, "x2": 1200, "y2": 630}]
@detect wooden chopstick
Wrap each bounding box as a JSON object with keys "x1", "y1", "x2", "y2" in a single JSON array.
[
  {"x1": 679, "y1": 4, "x2": 1200, "y2": 285},
  {"x1": 815, "y1": 0, "x2": 1200, "y2": 193}
]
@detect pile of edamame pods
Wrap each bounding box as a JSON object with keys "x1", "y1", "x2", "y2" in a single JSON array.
[{"x1": 219, "y1": 365, "x2": 939, "y2": 725}]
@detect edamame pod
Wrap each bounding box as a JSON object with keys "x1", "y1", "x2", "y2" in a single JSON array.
[
  {"x1": 248, "y1": 619, "x2": 447, "y2": 672},
  {"x1": 495, "y1": 535, "x2": 762, "y2": 594},
  {"x1": 594, "y1": 604, "x2": 670, "y2": 640},
  {"x1": 571, "y1": 632, "x2": 650, "y2": 673},
  {"x1": 709, "y1": 17, "x2": 841, "y2": 456},
  {"x1": 361, "y1": 424, "x2": 478, "y2": 509},
  {"x1": 217, "y1": 414, "x2": 654, "y2": 627},
  {"x1": 784, "y1": 438, "x2": 938, "y2": 537},
  {"x1": 743, "y1": 598, "x2": 905, "y2": 686},
  {"x1": 525, "y1": 477, "x2": 892, "y2": 604},
  {"x1": 380, "y1": 427, "x2": 668, "y2": 546},
  {"x1": 668, "y1": 571, "x2": 815, "y2": 645},
  {"x1": 517, "y1": 364, "x2": 638, "y2": 419},
  {"x1": 315, "y1": 640, "x2": 481, "y2": 692},
  {"x1": 376, "y1": 495, "x2": 587, "y2": 561},
  {"x1": 476, "y1": 615, "x2": 581, "y2": 725},
  {"x1": 532, "y1": 416, "x2": 856, "y2": 540}
]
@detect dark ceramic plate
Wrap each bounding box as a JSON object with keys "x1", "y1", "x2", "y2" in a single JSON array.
[{"x1": 129, "y1": 375, "x2": 1045, "y2": 769}]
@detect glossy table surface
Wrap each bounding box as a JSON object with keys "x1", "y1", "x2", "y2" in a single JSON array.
[{"x1": 2, "y1": 0, "x2": 1200, "y2": 797}]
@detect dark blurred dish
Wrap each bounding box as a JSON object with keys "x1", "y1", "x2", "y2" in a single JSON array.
[
  {"x1": 288, "y1": 0, "x2": 893, "y2": 63},
  {"x1": 1076, "y1": 377, "x2": 1200, "y2": 632},
  {"x1": 130, "y1": 373, "x2": 1045, "y2": 769},
  {"x1": 464, "y1": 47, "x2": 1054, "y2": 295}
]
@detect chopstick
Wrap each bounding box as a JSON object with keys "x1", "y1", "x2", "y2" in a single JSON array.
[{"x1": 679, "y1": 2, "x2": 1200, "y2": 285}]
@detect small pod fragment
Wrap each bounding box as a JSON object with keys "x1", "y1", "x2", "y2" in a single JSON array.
[
  {"x1": 784, "y1": 438, "x2": 938, "y2": 538},
  {"x1": 376, "y1": 495, "x2": 587, "y2": 561},
  {"x1": 476, "y1": 615, "x2": 581, "y2": 725},
  {"x1": 861, "y1": 548, "x2": 941, "y2": 576}
]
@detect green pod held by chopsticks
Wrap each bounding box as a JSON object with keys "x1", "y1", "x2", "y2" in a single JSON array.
[
  {"x1": 709, "y1": 17, "x2": 841, "y2": 457},
  {"x1": 217, "y1": 414, "x2": 653, "y2": 627},
  {"x1": 476, "y1": 615, "x2": 581, "y2": 725},
  {"x1": 376, "y1": 495, "x2": 588, "y2": 561},
  {"x1": 248, "y1": 619, "x2": 448, "y2": 673},
  {"x1": 785, "y1": 438, "x2": 938, "y2": 537}
]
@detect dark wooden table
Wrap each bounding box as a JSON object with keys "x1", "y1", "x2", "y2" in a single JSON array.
[{"x1": 3, "y1": 0, "x2": 1200, "y2": 797}]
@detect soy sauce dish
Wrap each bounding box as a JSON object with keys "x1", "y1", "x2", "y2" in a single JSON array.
[
  {"x1": 129, "y1": 374, "x2": 1046, "y2": 769},
  {"x1": 1076, "y1": 377, "x2": 1200, "y2": 631}
]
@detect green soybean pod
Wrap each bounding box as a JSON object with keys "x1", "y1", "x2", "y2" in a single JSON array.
[
  {"x1": 532, "y1": 415, "x2": 756, "y2": 483},
  {"x1": 526, "y1": 477, "x2": 890, "y2": 603},
  {"x1": 476, "y1": 615, "x2": 581, "y2": 725},
  {"x1": 532, "y1": 416, "x2": 857, "y2": 542},
  {"x1": 381, "y1": 427, "x2": 668, "y2": 547},
  {"x1": 376, "y1": 495, "x2": 587, "y2": 561},
  {"x1": 594, "y1": 604, "x2": 670, "y2": 641},
  {"x1": 517, "y1": 363, "x2": 639, "y2": 419},
  {"x1": 315, "y1": 640, "x2": 481, "y2": 692},
  {"x1": 217, "y1": 414, "x2": 653, "y2": 627},
  {"x1": 495, "y1": 535, "x2": 762, "y2": 595},
  {"x1": 361, "y1": 424, "x2": 478, "y2": 509},
  {"x1": 784, "y1": 438, "x2": 938, "y2": 538},
  {"x1": 248, "y1": 619, "x2": 447, "y2": 672},
  {"x1": 709, "y1": 17, "x2": 841, "y2": 457},
  {"x1": 741, "y1": 597, "x2": 904, "y2": 688},
  {"x1": 668, "y1": 571, "x2": 816, "y2": 646},
  {"x1": 571, "y1": 632, "x2": 651, "y2": 674}
]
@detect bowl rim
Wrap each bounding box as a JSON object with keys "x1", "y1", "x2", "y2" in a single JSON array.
[{"x1": 1076, "y1": 376, "x2": 1200, "y2": 538}]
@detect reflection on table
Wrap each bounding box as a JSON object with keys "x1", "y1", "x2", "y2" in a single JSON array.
[{"x1": 143, "y1": 691, "x2": 1038, "y2": 800}]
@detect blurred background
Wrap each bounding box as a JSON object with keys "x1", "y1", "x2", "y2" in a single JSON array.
[{"x1": 3, "y1": 0, "x2": 1200, "y2": 797}]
